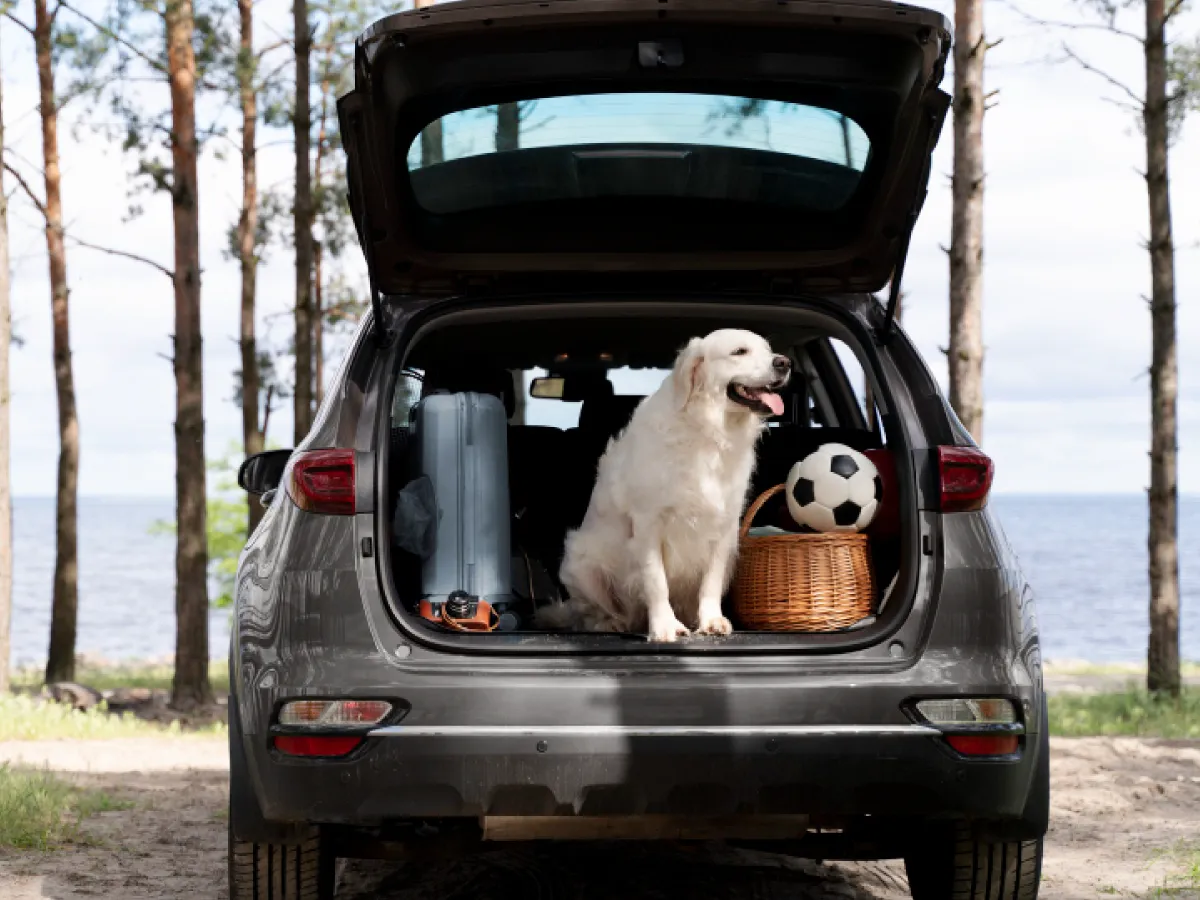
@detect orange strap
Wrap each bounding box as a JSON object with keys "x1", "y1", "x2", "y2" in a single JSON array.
[{"x1": 439, "y1": 602, "x2": 498, "y2": 633}]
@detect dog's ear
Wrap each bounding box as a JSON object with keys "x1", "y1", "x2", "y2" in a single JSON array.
[{"x1": 673, "y1": 337, "x2": 705, "y2": 409}]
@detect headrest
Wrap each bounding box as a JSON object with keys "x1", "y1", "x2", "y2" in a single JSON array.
[
  {"x1": 580, "y1": 392, "x2": 642, "y2": 439},
  {"x1": 421, "y1": 365, "x2": 516, "y2": 419}
]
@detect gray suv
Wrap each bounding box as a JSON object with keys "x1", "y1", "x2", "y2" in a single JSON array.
[{"x1": 229, "y1": 1, "x2": 1048, "y2": 897}]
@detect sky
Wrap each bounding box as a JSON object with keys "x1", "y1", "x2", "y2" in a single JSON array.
[{"x1": 4, "y1": 0, "x2": 1199, "y2": 497}]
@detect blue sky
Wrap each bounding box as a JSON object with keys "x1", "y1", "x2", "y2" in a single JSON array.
[{"x1": 4, "y1": 0, "x2": 1199, "y2": 496}]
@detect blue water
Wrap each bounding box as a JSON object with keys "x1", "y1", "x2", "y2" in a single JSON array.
[{"x1": 7, "y1": 495, "x2": 1198, "y2": 666}]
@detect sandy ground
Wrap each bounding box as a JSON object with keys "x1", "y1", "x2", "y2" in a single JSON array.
[{"x1": 1, "y1": 737, "x2": 1198, "y2": 899}]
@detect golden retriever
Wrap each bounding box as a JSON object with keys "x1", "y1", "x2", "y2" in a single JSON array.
[{"x1": 537, "y1": 329, "x2": 791, "y2": 641}]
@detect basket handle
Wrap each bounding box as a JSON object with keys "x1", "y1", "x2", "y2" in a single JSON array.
[{"x1": 740, "y1": 484, "x2": 786, "y2": 540}]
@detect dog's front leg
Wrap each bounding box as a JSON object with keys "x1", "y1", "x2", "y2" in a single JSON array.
[
  {"x1": 695, "y1": 528, "x2": 736, "y2": 636},
  {"x1": 636, "y1": 534, "x2": 691, "y2": 642}
]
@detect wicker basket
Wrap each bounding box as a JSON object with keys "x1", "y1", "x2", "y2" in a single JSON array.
[{"x1": 732, "y1": 484, "x2": 876, "y2": 632}]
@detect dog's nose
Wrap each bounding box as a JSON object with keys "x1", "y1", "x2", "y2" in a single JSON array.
[{"x1": 772, "y1": 355, "x2": 792, "y2": 374}]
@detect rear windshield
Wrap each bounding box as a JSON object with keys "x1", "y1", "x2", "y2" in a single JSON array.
[{"x1": 407, "y1": 93, "x2": 870, "y2": 216}]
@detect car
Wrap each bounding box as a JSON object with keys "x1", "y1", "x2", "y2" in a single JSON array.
[{"x1": 229, "y1": 1, "x2": 1049, "y2": 897}]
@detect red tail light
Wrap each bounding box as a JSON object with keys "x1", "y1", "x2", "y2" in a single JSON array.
[
  {"x1": 273, "y1": 735, "x2": 363, "y2": 757},
  {"x1": 946, "y1": 734, "x2": 1019, "y2": 757},
  {"x1": 937, "y1": 446, "x2": 994, "y2": 513},
  {"x1": 288, "y1": 449, "x2": 356, "y2": 515}
]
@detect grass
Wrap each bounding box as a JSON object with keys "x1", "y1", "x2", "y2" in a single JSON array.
[
  {"x1": 0, "y1": 694, "x2": 226, "y2": 741},
  {"x1": 1044, "y1": 660, "x2": 1200, "y2": 678},
  {"x1": 0, "y1": 765, "x2": 133, "y2": 850},
  {"x1": 1049, "y1": 686, "x2": 1200, "y2": 739},
  {"x1": 11, "y1": 658, "x2": 230, "y2": 695},
  {"x1": 1147, "y1": 843, "x2": 1200, "y2": 898}
]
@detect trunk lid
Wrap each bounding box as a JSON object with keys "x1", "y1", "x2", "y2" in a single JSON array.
[{"x1": 338, "y1": 0, "x2": 950, "y2": 302}]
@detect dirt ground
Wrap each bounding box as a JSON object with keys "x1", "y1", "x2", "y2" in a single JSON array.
[{"x1": 1, "y1": 736, "x2": 1198, "y2": 900}]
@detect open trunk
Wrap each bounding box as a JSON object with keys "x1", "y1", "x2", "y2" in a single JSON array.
[{"x1": 378, "y1": 296, "x2": 923, "y2": 653}]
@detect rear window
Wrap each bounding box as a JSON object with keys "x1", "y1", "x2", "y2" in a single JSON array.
[{"x1": 407, "y1": 93, "x2": 870, "y2": 216}]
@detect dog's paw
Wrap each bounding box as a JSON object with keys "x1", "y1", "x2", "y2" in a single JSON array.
[
  {"x1": 647, "y1": 618, "x2": 692, "y2": 643},
  {"x1": 696, "y1": 614, "x2": 734, "y2": 636}
]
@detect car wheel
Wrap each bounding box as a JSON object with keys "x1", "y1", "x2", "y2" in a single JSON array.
[
  {"x1": 904, "y1": 824, "x2": 1042, "y2": 900},
  {"x1": 228, "y1": 823, "x2": 335, "y2": 900}
]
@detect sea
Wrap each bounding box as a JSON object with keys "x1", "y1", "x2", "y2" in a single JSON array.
[{"x1": 7, "y1": 495, "x2": 1199, "y2": 667}]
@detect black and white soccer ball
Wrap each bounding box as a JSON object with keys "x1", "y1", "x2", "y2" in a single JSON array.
[{"x1": 785, "y1": 443, "x2": 882, "y2": 533}]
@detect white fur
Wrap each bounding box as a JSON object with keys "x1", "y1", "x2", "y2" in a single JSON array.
[{"x1": 539, "y1": 329, "x2": 788, "y2": 642}]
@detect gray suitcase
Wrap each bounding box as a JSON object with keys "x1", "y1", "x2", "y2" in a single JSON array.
[{"x1": 412, "y1": 392, "x2": 513, "y2": 611}]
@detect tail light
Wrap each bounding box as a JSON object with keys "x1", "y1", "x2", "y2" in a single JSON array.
[
  {"x1": 937, "y1": 446, "x2": 993, "y2": 512},
  {"x1": 288, "y1": 449, "x2": 355, "y2": 515},
  {"x1": 278, "y1": 699, "x2": 392, "y2": 728},
  {"x1": 271, "y1": 699, "x2": 393, "y2": 758},
  {"x1": 913, "y1": 698, "x2": 1022, "y2": 758},
  {"x1": 273, "y1": 735, "x2": 363, "y2": 757},
  {"x1": 945, "y1": 734, "x2": 1020, "y2": 756}
]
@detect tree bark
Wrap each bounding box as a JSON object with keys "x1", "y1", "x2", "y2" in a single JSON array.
[
  {"x1": 35, "y1": 0, "x2": 81, "y2": 685},
  {"x1": 311, "y1": 72, "x2": 330, "y2": 411},
  {"x1": 496, "y1": 102, "x2": 519, "y2": 152},
  {"x1": 0, "y1": 44, "x2": 12, "y2": 695},
  {"x1": 293, "y1": 0, "x2": 314, "y2": 445},
  {"x1": 165, "y1": 0, "x2": 212, "y2": 710},
  {"x1": 947, "y1": 0, "x2": 986, "y2": 445},
  {"x1": 1143, "y1": 0, "x2": 1179, "y2": 698},
  {"x1": 238, "y1": 0, "x2": 264, "y2": 534}
]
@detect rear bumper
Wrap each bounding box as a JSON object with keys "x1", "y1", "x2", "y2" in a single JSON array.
[{"x1": 248, "y1": 723, "x2": 1039, "y2": 826}]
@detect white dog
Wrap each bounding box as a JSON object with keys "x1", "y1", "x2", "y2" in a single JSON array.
[{"x1": 538, "y1": 329, "x2": 791, "y2": 642}]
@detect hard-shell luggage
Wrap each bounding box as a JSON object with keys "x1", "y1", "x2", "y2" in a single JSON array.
[{"x1": 411, "y1": 391, "x2": 514, "y2": 612}]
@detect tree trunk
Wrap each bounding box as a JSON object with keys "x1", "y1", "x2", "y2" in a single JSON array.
[
  {"x1": 0, "y1": 45, "x2": 12, "y2": 695},
  {"x1": 1143, "y1": 0, "x2": 1179, "y2": 698},
  {"x1": 312, "y1": 73, "x2": 329, "y2": 411},
  {"x1": 293, "y1": 0, "x2": 314, "y2": 445},
  {"x1": 947, "y1": 0, "x2": 986, "y2": 445},
  {"x1": 496, "y1": 102, "x2": 520, "y2": 152},
  {"x1": 238, "y1": 0, "x2": 264, "y2": 534},
  {"x1": 36, "y1": 0, "x2": 80, "y2": 685},
  {"x1": 165, "y1": 0, "x2": 212, "y2": 711}
]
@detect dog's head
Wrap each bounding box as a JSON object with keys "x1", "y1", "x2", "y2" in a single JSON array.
[{"x1": 673, "y1": 329, "x2": 792, "y2": 417}]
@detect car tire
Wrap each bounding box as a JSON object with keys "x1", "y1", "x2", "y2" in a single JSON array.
[
  {"x1": 904, "y1": 824, "x2": 1042, "y2": 900},
  {"x1": 228, "y1": 824, "x2": 335, "y2": 900}
]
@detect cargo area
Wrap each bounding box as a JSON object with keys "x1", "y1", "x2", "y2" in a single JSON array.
[{"x1": 380, "y1": 301, "x2": 918, "y2": 649}]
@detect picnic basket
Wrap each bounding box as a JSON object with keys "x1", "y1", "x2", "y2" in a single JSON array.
[{"x1": 732, "y1": 484, "x2": 876, "y2": 632}]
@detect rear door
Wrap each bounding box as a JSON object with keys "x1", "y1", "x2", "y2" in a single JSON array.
[{"x1": 338, "y1": 0, "x2": 951, "y2": 300}]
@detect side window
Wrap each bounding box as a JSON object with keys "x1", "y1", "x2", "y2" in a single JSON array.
[
  {"x1": 516, "y1": 368, "x2": 583, "y2": 428},
  {"x1": 830, "y1": 339, "x2": 877, "y2": 431},
  {"x1": 392, "y1": 369, "x2": 424, "y2": 426}
]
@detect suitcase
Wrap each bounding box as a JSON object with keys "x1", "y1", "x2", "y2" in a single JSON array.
[{"x1": 411, "y1": 392, "x2": 514, "y2": 612}]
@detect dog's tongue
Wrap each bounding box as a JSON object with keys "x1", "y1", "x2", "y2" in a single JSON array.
[{"x1": 761, "y1": 391, "x2": 784, "y2": 416}]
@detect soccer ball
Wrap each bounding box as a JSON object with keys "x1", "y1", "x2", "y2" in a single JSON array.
[{"x1": 785, "y1": 444, "x2": 882, "y2": 533}]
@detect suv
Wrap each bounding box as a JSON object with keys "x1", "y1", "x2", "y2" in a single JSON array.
[{"x1": 229, "y1": 1, "x2": 1048, "y2": 898}]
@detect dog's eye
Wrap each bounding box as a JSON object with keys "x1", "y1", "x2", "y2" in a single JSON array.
[{"x1": 731, "y1": 348, "x2": 749, "y2": 357}]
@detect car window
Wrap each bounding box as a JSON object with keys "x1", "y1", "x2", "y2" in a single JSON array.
[
  {"x1": 407, "y1": 93, "x2": 870, "y2": 216},
  {"x1": 831, "y1": 339, "x2": 879, "y2": 433},
  {"x1": 392, "y1": 369, "x2": 424, "y2": 426},
  {"x1": 517, "y1": 367, "x2": 668, "y2": 428}
]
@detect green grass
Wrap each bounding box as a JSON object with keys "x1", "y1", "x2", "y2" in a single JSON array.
[
  {"x1": 0, "y1": 694, "x2": 226, "y2": 741},
  {"x1": 11, "y1": 658, "x2": 230, "y2": 695},
  {"x1": 1044, "y1": 660, "x2": 1200, "y2": 678},
  {"x1": 1147, "y1": 844, "x2": 1200, "y2": 898},
  {"x1": 1049, "y1": 686, "x2": 1200, "y2": 739},
  {"x1": 0, "y1": 765, "x2": 133, "y2": 849}
]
